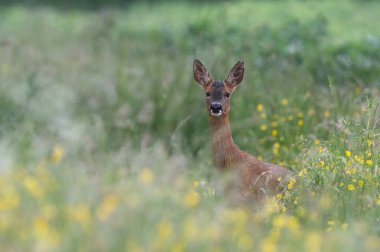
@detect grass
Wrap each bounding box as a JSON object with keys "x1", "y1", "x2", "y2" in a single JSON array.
[{"x1": 0, "y1": 0, "x2": 379, "y2": 251}]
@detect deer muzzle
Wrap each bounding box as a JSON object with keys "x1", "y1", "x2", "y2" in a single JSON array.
[{"x1": 210, "y1": 102, "x2": 223, "y2": 117}]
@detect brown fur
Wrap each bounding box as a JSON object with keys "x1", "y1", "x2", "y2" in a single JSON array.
[{"x1": 193, "y1": 59, "x2": 290, "y2": 201}]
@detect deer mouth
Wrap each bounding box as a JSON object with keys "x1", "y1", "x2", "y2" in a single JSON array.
[{"x1": 210, "y1": 109, "x2": 223, "y2": 117}]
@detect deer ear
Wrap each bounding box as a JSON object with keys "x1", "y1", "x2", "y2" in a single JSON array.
[
  {"x1": 193, "y1": 59, "x2": 211, "y2": 87},
  {"x1": 225, "y1": 61, "x2": 244, "y2": 88}
]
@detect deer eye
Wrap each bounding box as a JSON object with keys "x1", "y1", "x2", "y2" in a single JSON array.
[
  {"x1": 225, "y1": 92, "x2": 230, "y2": 98},
  {"x1": 206, "y1": 92, "x2": 211, "y2": 97}
]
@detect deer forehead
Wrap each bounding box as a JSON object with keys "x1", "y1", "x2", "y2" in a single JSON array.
[
  {"x1": 212, "y1": 80, "x2": 224, "y2": 89},
  {"x1": 206, "y1": 80, "x2": 232, "y2": 93}
]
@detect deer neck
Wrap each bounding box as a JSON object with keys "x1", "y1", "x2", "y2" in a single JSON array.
[{"x1": 208, "y1": 113, "x2": 241, "y2": 170}]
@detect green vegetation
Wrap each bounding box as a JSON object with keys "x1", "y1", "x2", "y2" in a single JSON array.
[{"x1": 0, "y1": 1, "x2": 379, "y2": 251}]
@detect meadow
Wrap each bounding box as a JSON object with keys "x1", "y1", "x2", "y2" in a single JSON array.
[{"x1": 0, "y1": 0, "x2": 379, "y2": 251}]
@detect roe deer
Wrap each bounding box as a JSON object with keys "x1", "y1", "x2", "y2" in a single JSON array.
[{"x1": 193, "y1": 59, "x2": 290, "y2": 201}]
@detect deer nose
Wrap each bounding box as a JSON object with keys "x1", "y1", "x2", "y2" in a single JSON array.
[{"x1": 210, "y1": 102, "x2": 223, "y2": 112}]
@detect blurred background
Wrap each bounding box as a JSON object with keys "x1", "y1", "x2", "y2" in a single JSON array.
[
  {"x1": 1, "y1": 0, "x2": 379, "y2": 168},
  {"x1": 0, "y1": 0, "x2": 379, "y2": 251}
]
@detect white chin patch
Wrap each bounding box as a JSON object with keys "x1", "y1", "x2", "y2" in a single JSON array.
[{"x1": 210, "y1": 110, "x2": 222, "y2": 117}]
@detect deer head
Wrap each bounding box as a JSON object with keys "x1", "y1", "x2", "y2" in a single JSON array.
[{"x1": 193, "y1": 59, "x2": 244, "y2": 118}]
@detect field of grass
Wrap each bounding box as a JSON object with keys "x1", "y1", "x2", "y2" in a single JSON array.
[{"x1": 0, "y1": 0, "x2": 379, "y2": 251}]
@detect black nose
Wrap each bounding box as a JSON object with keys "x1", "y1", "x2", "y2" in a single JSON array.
[{"x1": 210, "y1": 102, "x2": 222, "y2": 111}]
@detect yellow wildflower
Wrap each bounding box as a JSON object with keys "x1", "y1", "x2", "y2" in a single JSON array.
[
  {"x1": 193, "y1": 180, "x2": 199, "y2": 188},
  {"x1": 33, "y1": 216, "x2": 60, "y2": 248},
  {"x1": 279, "y1": 160, "x2": 286, "y2": 167},
  {"x1": 298, "y1": 170, "x2": 304, "y2": 177},
  {"x1": 358, "y1": 180, "x2": 364, "y2": 187},
  {"x1": 366, "y1": 160, "x2": 373, "y2": 165},
  {"x1": 287, "y1": 178, "x2": 296, "y2": 190},
  {"x1": 138, "y1": 168, "x2": 154, "y2": 184},
  {"x1": 345, "y1": 150, "x2": 351, "y2": 157},
  {"x1": 281, "y1": 99, "x2": 288, "y2": 106},
  {"x1": 51, "y1": 145, "x2": 64, "y2": 164},
  {"x1": 183, "y1": 190, "x2": 199, "y2": 208},
  {"x1": 297, "y1": 119, "x2": 304, "y2": 127},
  {"x1": 97, "y1": 193, "x2": 119, "y2": 221},
  {"x1": 341, "y1": 223, "x2": 348, "y2": 231},
  {"x1": 23, "y1": 176, "x2": 44, "y2": 198},
  {"x1": 324, "y1": 111, "x2": 331, "y2": 118},
  {"x1": 287, "y1": 216, "x2": 300, "y2": 233},
  {"x1": 272, "y1": 215, "x2": 285, "y2": 228},
  {"x1": 157, "y1": 221, "x2": 172, "y2": 239},
  {"x1": 260, "y1": 113, "x2": 267, "y2": 120},
  {"x1": 0, "y1": 184, "x2": 20, "y2": 211},
  {"x1": 320, "y1": 160, "x2": 325, "y2": 167},
  {"x1": 347, "y1": 184, "x2": 355, "y2": 191},
  {"x1": 260, "y1": 124, "x2": 268, "y2": 131},
  {"x1": 367, "y1": 139, "x2": 373, "y2": 147},
  {"x1": 271, "y1": 121, "x2": 278, "y2": 128},
  {"x1": 327, "y1": 220, "x2": 335, "y2": 226},
  {"x1": 376, "y1": 198, "x2": 380, "y2": 206},
  {"x1": 271, "y1": 129, "x2": 278, "y2": 137},
  {"x1": 257, "y1": 104, "x2": 264, "y2": 112},
  {"x1": 261, "y1": 235, "x2": 277, "y2": 252}
]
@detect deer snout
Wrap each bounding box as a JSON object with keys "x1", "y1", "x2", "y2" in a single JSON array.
[
  {"x1": 210, "y1": 102, "x2": 222, "y2": 111},
  {"x1": 210, "y1": 102, "x2": 223, "y2": 117}
]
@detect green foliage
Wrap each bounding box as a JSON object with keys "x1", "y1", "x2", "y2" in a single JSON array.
[{"x1": 0, "y1": 1, "x2": 379, "y2": 251}]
